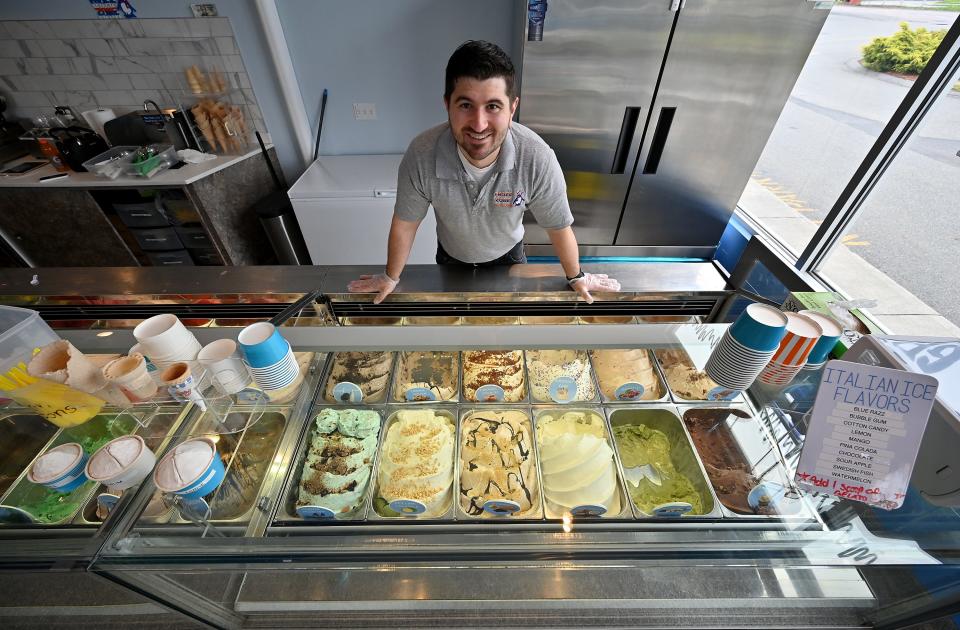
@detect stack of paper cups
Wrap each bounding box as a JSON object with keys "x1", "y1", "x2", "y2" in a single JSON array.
[
  {"x1": 132, "y1": 314, "x2": 202, "y2": 369},
  {"x1": 705, "y1": 304, "x2": 788, "y2": 390},
  {"x1": 237, "y1": 322, "x2": 300, "y2": 393},
  {"x1": 756, "y1": 312, "x2": 823, "y2": 386},
  {"x1": 798, "y1": 310, "x2": 843, "y2": 368}
]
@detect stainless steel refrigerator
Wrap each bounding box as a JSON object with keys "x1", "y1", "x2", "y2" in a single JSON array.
[{"x1": 518, "y1": 0, "x2": 830, "y2": 257}]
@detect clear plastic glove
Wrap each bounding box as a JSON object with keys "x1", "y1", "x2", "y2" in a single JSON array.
[
  {"x1": 347, "y1": 273, "x2": 398, "y2": 304},
  {"x1": 569, "y1": 273, "x2": 621, "y2": 304}
]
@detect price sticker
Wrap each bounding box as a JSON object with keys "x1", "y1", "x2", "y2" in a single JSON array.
[
  {"x1": 707, "y1": 386, "x2": 740, "y2": 401},
  {"x1": 475, "y1": 384, "x2": 505, "y2": 403},
  {"x1": 297, "y1": 505, "x2": 336, "y2": 520},
  {"x1": 333, "y1": 382, "x2": 364, "y2": 403},
  {"x1": 549, "y1": 377, "x2": 578, "y2": 403},
  {"x1": 404, "y1": 387, "x2": 437, "y2": 402},
  {"x1": 482, "y1": 500, "x2": 521, "y2": 516},
  {"x1": 389, "y1": 499, "x2": 428, "y2": 515},
  {"x1": 569, "y1": 504, "x2": 607, "y2": 518},
  {"x1": 652, "y1": 502, "x2": 693, "y2": 518},
  {"x1": 615, "y1": 382, "x2": 645, "y2": 401}
]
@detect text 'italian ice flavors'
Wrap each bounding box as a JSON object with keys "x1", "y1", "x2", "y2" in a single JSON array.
[
  {"x1": 526, "y1": 350, "x2": 596, "y2": 402},
  {"x1": 590, "y1": 349, "x2": 660, "y2": 401},
  {"x1": 683, "y1": 409, "x2": 761, "y2": 514},
  {"x1": 612, "y1": 423, "x2": 703, "y2": 514},
  {"x1": 536, "y1": 410, "x2": 620, "y2": 516},
  {"x1": 297, "y1": 408, "x2": 380, "y2": 515},
  {"x1": 462, "y1": 350, "x2": 526, "y2": 402},
  {"x1": 394, "y1": 351, "x2": 458, "y2": 401},
  {"x1": 377, "y1": 409, "x2": 455, "y2": 516},
  {"x1": 324, "y1": 351, "x2": 393, "y2": 402},
  {"x1": 459, "y1": 410, "x2": 537, "y2": 517},
  {"x1": 655, "y1": 349, "x2": 718, "y2": 400}
]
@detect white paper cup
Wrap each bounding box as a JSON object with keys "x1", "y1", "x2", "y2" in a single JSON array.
[
  {"x1": 133, "y1": 314, "x2": 202, "y2": 364},
  {"x1": 85, "y1": 435, "x2": 156, "y2": 491},
  {"x1": 198, "y1": 339, "x2": 251, "y2": 395}
]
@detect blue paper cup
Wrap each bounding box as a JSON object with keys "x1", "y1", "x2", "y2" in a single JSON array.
[
  {"x1": 728, "y1": 304, "x2": 788, "y2": 352},
  {"x1": 237, "y1": 322, "x2": 290, "y2": 369},
  {"x1": 27, "y1": 443, "x2": 89, "y2": 493},
  {"x1": 153, "y1": 438, "x2": 226, "y2": 500},
  {"x1": 798, "y1": 310, "x2": 843, "y2": 365}
]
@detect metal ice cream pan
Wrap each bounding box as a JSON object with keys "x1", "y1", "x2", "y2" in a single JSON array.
[
  {"x1": 75, "y1": 407, "x2": 194, "y2": 526},
  {"x1": 606, "y1": 405, "x2": 722, "y2": 519},
  {"x1": 367, "y1": 407, "x2": 457, "y2": 522},
  {"x1": 321, "y1": 351, "x2": 397, "y2": 405},
  {"x1": 589, "y1": 348, "x2": 670, "y2": 405},
  {"x1": 456, "y1": 406, "x2": 543, "y2": 521},
  {"x1": 0, "y1": 410, "x2": 151, "y2": 528},
  {"x1": 274, "y1": 406, "x2": 383, "y2": 524},
  {"x1": 390, "y1": 350, "x2": 461, "y2": 404},
  {"x1": 137, "y1": 409, "x2": 289, "y2": 526},
  {"x1": 531, "y1": 406, "x2": 632, "y2": 520},
  {"x1": 653, "y1": 348, "x2": 744, "y2": 406},
  {"x1": 460, "y1": 350, "x2": 530, "y2": 404},
  {"x1": 677, "y1": 405, "x2": 816, "y2": 522},
  {"x1": 525, "y1": 349, "x2": 600, "y2": 405}
]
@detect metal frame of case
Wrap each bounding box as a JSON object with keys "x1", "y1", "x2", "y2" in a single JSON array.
[{"x1": 0, "y1": 265, "x2": 954, "y2": 629}]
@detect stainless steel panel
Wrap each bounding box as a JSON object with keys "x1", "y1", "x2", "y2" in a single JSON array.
[
  {"x1": 615, "y1": 0, "x2": 828, "y2": 246},
  {"x1": 519, "y1": 0, "x2": 675, "y2": 245}
]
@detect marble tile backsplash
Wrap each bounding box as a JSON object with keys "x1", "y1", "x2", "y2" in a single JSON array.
[{"x1": 0, "y1": 18, "x2": 264, "y2": 136}]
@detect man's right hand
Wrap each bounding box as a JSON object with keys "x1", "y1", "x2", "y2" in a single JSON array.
[{"x1": 347, "y1": 273, "x2": 398, "y2": 304}]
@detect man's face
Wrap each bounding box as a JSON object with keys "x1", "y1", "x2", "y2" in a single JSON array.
[{"x1": 445, "y1": 76, "x2": 518, "y2": 168}]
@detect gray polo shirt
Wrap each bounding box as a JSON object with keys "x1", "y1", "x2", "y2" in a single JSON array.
[{"x1": 394, "y1": 122, "x2": 573, "y2": 263}]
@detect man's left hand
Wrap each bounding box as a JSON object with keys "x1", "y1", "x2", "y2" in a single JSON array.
[{"x1": 569, "y1": 273, "x2": 621, "y2": 304}]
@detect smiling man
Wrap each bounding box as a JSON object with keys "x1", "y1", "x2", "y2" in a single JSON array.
[{"x1": 348, "y1": 40, "x2": 620, "y2": 303}]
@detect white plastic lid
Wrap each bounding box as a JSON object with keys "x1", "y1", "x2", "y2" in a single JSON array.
[
  {"x1": 88, "y1": 436, "x2": 143, "y2": 480},
  {"x1": 155, "y1": 439, "x2": 214, "y2": 491},
  {"x1": 30, "y1": 443, "x2": 82, "y2": 483}
]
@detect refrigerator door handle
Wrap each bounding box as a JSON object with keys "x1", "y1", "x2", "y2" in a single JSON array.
[
  {"x1": 610, "y1": 106, "x2": 642, "y2": 174},
  {"x1": 669, "y1": 0, "x2": 686, "y2": 11},
  {"x1": 642, "y1": 107, "x2": 677, "y2": 175}
]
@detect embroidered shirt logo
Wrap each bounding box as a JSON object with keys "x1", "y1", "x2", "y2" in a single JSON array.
[{"x1": 494, "y1": 190, "x2": 525, "y2": 207}]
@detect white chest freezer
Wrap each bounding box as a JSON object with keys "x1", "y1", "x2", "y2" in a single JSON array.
[{"x1": 288, "y1": 154, "x2": 437, "y2": 265}]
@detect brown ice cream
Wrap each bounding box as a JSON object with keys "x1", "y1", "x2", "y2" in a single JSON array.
[
  {"x1": 683, "y1": 408, "x2": 759, "y2": 514},
  {"x1": 654, "y1": 348, "x2": 720, "y2": 400}
]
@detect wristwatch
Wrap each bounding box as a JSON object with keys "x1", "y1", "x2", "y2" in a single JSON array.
[{"x1": 566, "y1": 269, "x2": 585, "y2": 285}]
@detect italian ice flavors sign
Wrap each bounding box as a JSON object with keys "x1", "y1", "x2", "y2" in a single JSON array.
[{"x1": 795, "y1": 360, "x2": 937, "y2": 510}]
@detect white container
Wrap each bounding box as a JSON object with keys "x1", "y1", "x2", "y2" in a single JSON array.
[
  {"x1": 198, "y1": 339, "x2": 251, "y2": 395},
  {"x1": 133, "y1": 314, "x2": 201, "y2": 366},
  {"x1": 86, "y1": 435, "x2": 157, "y2": 491}
]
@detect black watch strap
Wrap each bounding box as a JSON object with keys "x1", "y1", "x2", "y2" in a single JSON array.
[{"x1": 566, "y1": 269, "x2": 585, "y2": 284}]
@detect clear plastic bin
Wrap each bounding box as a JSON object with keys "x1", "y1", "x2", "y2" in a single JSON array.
[
  {"x1": 0, "y1": 306, "x2": 59, "y2": 377},
  {"x1": 82, "y1": 146, "x2": 138, "y2": 180},
  {"x1": 123, "y1": 145, "x2": 176, "y2": 179}
]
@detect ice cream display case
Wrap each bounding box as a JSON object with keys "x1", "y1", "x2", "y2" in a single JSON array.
[{"x1": 0, "y1": 265, "x2": 956, "y2": 629}]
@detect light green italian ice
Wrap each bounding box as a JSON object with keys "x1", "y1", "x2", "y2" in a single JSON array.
[{"x1": 612, "y1": 424, "x2": 703, "y2": 514}]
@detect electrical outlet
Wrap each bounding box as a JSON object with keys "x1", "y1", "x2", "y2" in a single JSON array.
[{"x1": 353, "y1": 103, "x2": 377, "y2": 121}]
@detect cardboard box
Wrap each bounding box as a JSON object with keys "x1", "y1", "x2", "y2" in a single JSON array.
[{"x1": 780, "y1": 292, "x2": 883, "y2": 358}]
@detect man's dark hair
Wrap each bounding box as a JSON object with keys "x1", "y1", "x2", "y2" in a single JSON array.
[{"x1": 444, "y1": 40, "x2": 516, "y2": 102}]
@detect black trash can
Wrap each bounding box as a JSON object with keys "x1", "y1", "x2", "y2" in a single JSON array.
[{"x1": 253, "y1": 190, "x2": 312, "y2": 265}]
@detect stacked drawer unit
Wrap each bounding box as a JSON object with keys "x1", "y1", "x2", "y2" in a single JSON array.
[{"x1": 113, "y1": 195, "x2": 222, "y2": 266}]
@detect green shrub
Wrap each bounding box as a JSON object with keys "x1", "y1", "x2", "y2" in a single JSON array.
[{"x1": 862, "y1": 22, "x2": 946, "y2": 75}]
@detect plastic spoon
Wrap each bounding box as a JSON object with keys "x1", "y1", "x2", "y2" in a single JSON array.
[{"x1": 622, "y1": 463, "x2": 662, "y2": 487}]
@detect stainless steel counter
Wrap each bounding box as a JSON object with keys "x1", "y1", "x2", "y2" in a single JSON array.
[{"x1": 0, "y1": 262, "x2": 727, "y2": 298}]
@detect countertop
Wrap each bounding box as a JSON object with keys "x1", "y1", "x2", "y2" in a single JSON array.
[{"x1": 0, "y1": 146, "x2": 268, "y2": 189}]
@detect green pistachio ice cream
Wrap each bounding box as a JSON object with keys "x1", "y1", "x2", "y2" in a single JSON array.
[
  {"x1": 612, "y1": 424, "x2": 703, "y2": 514},
  {"x1": 296, "y1": 409, "x2": 380, "y2": 516}
]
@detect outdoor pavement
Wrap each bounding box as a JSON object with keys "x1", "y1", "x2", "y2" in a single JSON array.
[{"x1": 741, "y1": 178, "x2": 960, "y2": 337}]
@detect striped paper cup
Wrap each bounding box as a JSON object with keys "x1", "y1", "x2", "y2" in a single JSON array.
[{"x1": 770, "y1": 312, "x2": 823, "y2": 367}]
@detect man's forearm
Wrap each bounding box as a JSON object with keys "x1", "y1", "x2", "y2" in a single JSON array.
[
  {"x1": 547, "y1": 226, "x2": 582, "y2": 279},
  {"x1": 385, "y1": 215, "x2": 421, "y2": 280}
]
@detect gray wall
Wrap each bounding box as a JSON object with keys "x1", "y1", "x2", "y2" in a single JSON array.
[
  {"x1": 277, "y1": 0, "x2": 519, "y2": 156},
  {"x1": 0, "y1": 0, "x2": 520, "y2": 181}
]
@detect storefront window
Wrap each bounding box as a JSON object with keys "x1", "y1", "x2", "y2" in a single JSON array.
[{"x1": 814, "y1": 66, "x2": 960, "y2": 337}]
